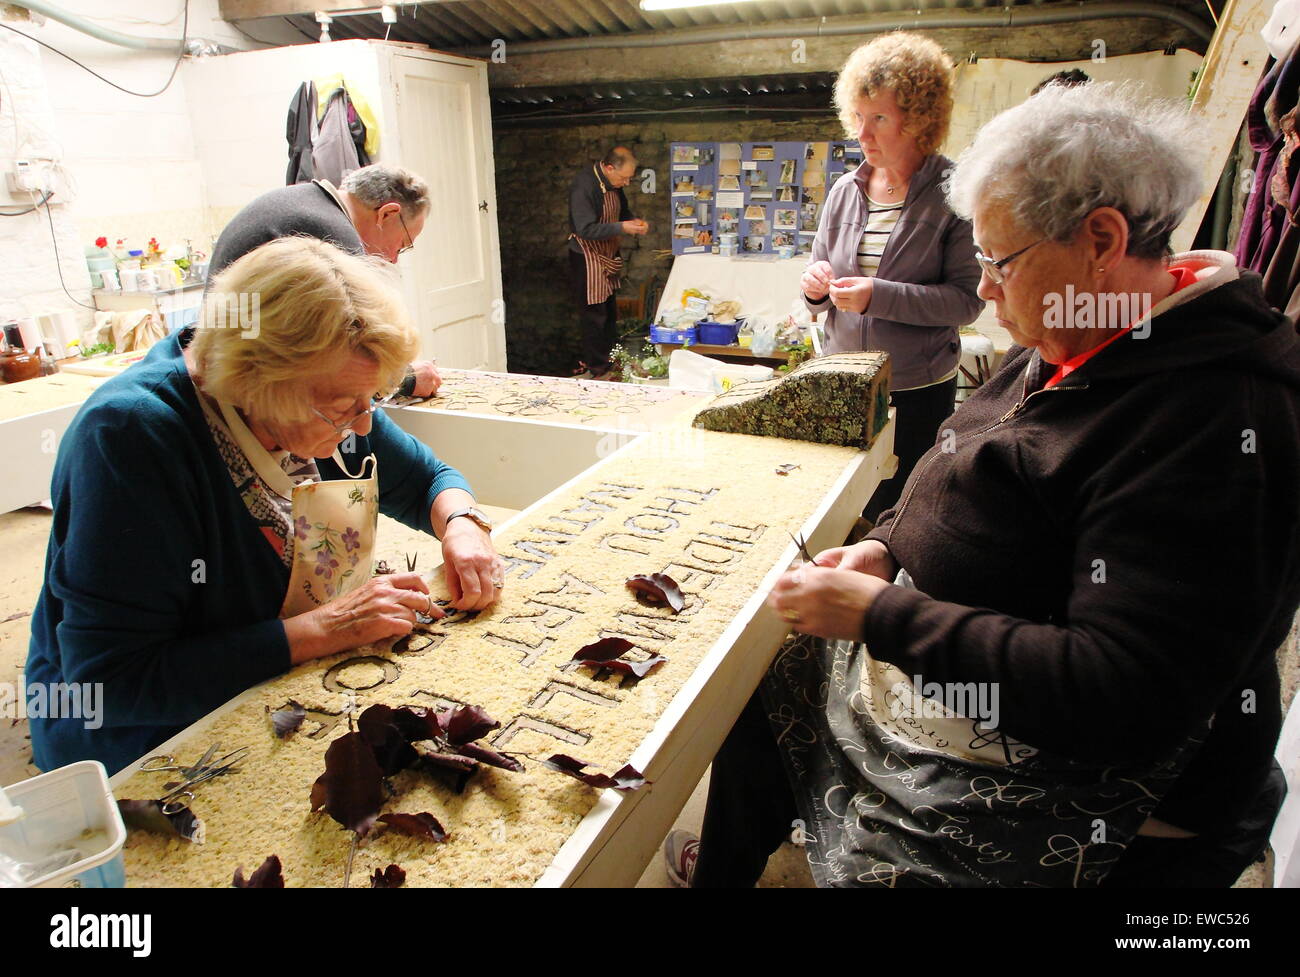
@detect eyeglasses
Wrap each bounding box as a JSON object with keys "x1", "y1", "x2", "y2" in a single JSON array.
[
  {"x1": 974, "y1": 238, "x2": 1045, "y2": 285},
  {"x1": 310, "y1": 394, "x2": 394, "y2": 435},
  {"x1": 397, "y1": 212, "x2": 414, "y2": 257}
]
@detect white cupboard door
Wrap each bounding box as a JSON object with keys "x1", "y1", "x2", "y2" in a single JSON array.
[{"x1": 391, "y1": 55, "x2": 503, "y2": 371}]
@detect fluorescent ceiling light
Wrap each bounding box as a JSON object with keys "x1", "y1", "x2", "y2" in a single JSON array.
[{"x1": 641, "y1": 0, "x2": 764, "y2": 11}]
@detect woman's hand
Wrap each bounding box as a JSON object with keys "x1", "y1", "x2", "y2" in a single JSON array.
[
  {"x1": 801, "y1": 260, "x2": 835, "y2": 301},
  {"x1": 829, "y1": 276, "x2": 874, "y2": 314},
  {"x1": 284, "y1": 571, "x2": 439, "y2": 663},
  {"x1": 812, "y1": 539, "x2": 897, "y2": 580},
  {"x1": 441, "y1": 519, "x2": 503, "y2": 611},
  {"x1": 767, "y1": 564, "x2": 890, "y2": 641}
]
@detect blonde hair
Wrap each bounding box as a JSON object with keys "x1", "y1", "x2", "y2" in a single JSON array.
[
  {"x1": 834, "y1": 32, "x2": 955, "y2": 156},
  {"x1": 191, "y1": 237, "x2": 417, "y2": 423}
]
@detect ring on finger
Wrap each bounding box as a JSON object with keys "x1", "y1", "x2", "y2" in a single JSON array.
[
  {"x1": 781, "y1": 608, "x2": 801, "y2": 624},
  {"x1": 425, "y1": 593, "x2": 434, "y2": 616}
]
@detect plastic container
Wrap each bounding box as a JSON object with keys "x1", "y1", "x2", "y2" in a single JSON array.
[
  {"x1": 650, "y1": 324, "x2": 697, "y2": 345},
  {"x1": 0, "y1": 761, "x2": 126, "y2": 888},
  {"x1": 696, "y1": 319, "x2": 740, "y2": 345}
]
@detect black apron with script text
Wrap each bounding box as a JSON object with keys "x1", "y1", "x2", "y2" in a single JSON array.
[{"x1": 761, "y1": 635, "x2": 1206, "y2": 887}]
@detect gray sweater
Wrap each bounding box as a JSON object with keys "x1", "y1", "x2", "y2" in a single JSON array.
[
  {"x1": 209, "y1": 181, "x2": 361, "y2": 278},
  {"x1": 804, "y1": 154, "x2": 983, "y2": 389}
]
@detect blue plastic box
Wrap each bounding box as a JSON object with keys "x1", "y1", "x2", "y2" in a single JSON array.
[
  {"x1": 650, "y1": 324, "x2": 698, "y2": 344},
  {"x1": 696, "y1": 319, "x2": 741, "y2": 345}
]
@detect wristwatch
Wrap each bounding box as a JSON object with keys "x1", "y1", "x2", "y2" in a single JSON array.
[{"x1": 445, "y1": 507, "x2": 493, "y2": 534}]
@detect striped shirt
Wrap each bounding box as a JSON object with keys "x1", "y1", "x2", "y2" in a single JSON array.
[{"x1": 856, "y1": 195, "x2": 903, "y2": 276}]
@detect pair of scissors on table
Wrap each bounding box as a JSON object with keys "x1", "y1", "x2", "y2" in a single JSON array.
[{"x1": 140, "y1": 744, "x2": 248, "y2": 814}]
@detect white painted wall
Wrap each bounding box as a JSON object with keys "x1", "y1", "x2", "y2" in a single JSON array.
[{"x1": 0, "y1": 0, "x2": 301, "y2": 337}]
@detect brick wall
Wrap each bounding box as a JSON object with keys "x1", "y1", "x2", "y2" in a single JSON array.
[{"x1": 494, "y1": 113, "x2": 842, "y2": 376}]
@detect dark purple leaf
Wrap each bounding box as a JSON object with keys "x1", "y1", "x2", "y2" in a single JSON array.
[
  {"x1": 441, "y1": 703, "x2": 501, "y2": 746},
  {"x1": 570, "y1": 637, "x2": 634, "y2": 664},
  {"x1": 357, "y1": 704, "x2": 418, "y2": 775},
  {"x1": 371, "y1": 864, "x2": 406, "y2": 888},
  {"x1": 572, "y1": 654, "x2": 667, "y2": 679},
  {"x1": 379, "y1": 812, "x2": 447, "y2": 842},
  {"x1": 411, "y1": 745, "x2": 479, "y2": 794},
  {"x1": 233, "y1": 855, "x2": 284, "y2": 888},
  {"x1": 454, "y1": 740, "x2": 525, "y2": 772},
  {"x1": 390, "y1": 705, "x2": 444, "y2": 743},
  {"x1": 540, "y1": 755, "x2": 649, "y2": 792},
  {"x1": 310, "y1": 731, "x2": 385, "y2": 837},
  {"x1": 626, "y1": 573, "x2": 685, "y2": 613},
  {"x1": 267, "y1": 700, "x2": 306, "y2": 739},
  {"x1": 117, "y1": 799, "x2": 205, "y2": 843}
]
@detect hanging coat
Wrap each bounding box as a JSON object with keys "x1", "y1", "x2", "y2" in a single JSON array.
[
  {"x1": 312, "y1": 87, "x2": 370, "y2": 186},
  {"x1": 285, "y1": 81, "x2": 317, "y2": 185}
]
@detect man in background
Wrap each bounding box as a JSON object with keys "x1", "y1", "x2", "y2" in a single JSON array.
[
  {"x1": 567, "y1": 146, "x2": 648, "y2": 380},
  {"x1": 209, "y1": 162, "x2": 441, "y2": 397}
]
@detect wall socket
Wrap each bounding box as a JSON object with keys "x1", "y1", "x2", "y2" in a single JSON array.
[{"x1": 7, "y1": 158, "x2": 47, "y2": 194}]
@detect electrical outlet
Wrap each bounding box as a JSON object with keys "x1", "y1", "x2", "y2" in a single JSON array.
[{"x1": 7, "y1": 159, "x2": 37, "y2": 193}]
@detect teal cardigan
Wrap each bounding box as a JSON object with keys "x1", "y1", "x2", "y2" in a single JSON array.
[{"x1": 26, "y1": 329, "x2": 471, "y2": 776}]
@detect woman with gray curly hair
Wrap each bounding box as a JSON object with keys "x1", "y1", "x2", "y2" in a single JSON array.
[
  {"x1": 800, "y1": 31, "x2": 983, "y2": 522},
  {"x1": 669, "y1": 82, "x2": 1300, "y2": 888},
  {"x1": 26, "y1": 238, "x2": 503, "y2": 777}
]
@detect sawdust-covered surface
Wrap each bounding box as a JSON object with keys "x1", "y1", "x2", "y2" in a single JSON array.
[
  {"x1": 408, "y1": 369, "x2": 705, "y2": 431},
  {"x1": 115, "y1": 427, "x2": 860, "y2": 887}
]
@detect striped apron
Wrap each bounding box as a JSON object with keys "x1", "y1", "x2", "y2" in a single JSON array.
[{"x1": 573, "y1": 164, "x2": 624, "y2": 305}]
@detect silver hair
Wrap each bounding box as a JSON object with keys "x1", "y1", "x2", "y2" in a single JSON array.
[
  {"x1": 946, "y1": 82, "x2": 1202, "y2": 259},
  {"x1": 340, "y1": 163, "x2": 430, "y2": 219}
]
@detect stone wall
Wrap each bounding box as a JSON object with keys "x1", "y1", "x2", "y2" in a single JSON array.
[{"x1": 493, "y1": 113, "x2": 842, "y2": 376}]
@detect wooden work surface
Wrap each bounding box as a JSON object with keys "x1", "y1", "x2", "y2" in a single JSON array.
[
  {"x1": 653, "y1": 342, "x2": 788, "y2": 368},
  {"x1": 110, "y1": 414, "x2": 896, "y2": 887},
  {"x1": 0, "y1": 373, "x2": 103, "y2": 422}
]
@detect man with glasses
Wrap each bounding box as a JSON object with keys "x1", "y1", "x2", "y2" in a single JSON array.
[{"x1": 209, "y1": 163, "x2": 441, "y2": 397}]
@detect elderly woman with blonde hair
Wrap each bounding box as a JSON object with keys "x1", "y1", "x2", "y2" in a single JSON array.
[
  {"x1": 669, "y1": 82, "x2": 1300, "y2": 888},
  {"x1": 27, "y1": 238, "x2": 501, "y2": 776},
  {"x1": 801, "y1": 31, "x2": 983, "y2": 521}
]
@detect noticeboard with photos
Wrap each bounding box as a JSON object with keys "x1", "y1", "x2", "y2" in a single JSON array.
[{"x1": 670, "y1": 139, "x2": 862, "y2": 255}]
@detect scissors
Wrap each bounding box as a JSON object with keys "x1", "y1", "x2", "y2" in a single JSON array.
[
  {"x1": 140, "y1": 744, "x2": 248, "y2": 814},
  {"x1": 787, "y1": 530, "x2": 814, "y2": 564}
]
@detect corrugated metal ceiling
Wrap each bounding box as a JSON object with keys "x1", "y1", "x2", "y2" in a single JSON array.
[{"x1": 280, "y1": 0, "x2": 1218, "y2": 51}]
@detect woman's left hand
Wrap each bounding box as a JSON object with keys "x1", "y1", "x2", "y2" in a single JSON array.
[
  {"x1": 828, "y1": 276, "x2": 874, "y2": 314},
  {"x1": 440, "y1": 520, "x2": 503, "y2": 611},
  {"x1": 767, "y1": 563, "x2": 889, "y2": 640}
]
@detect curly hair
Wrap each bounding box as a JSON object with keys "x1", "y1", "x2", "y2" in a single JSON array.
[{"x1": 833, "y1": 32, "x2": 955, "y2": 156}]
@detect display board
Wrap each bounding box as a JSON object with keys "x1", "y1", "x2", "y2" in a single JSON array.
[{"x1": 671, "y1": 139, "x2": 861, "y2": 255}]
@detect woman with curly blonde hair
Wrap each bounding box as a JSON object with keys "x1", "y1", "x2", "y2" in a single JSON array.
[{"x1": 801, "y1": 31, "x2": 982, "y2": 521}]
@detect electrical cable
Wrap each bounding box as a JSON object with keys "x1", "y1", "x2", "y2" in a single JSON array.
[
  {"x1": 39, "y1": 193, "x2": 96, "y2": 310},
  {"x1": 0, "y1": 0, "x2": 188, "y2": 99},
  {"x1": 0, "y1": 189, "x2": 52, "y2": 216}
]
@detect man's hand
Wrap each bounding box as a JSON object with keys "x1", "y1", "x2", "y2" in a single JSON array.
[
  {"x1": 622, "y1": 219, "x2": 649, "y2": 236},
  {"x1": 441, "y1": 518, "x2": 502, "y2": 611},
  {"x1": 800, "y1": 260, "x2": 835, "y2": 301},
  {"x1": 409, "y1": 360, "x2": 442, "y2": 398},
  {"x1": 829, "y1": 276, "x2": 873, "y2": 314}
]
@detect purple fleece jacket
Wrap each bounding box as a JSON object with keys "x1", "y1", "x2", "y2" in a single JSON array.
[{"x1": 803, "y1": 154, "x2": 983, "y2": 389}]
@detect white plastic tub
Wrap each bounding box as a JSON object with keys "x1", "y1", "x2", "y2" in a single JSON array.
[{"x1": 0, "y1": 761, "x2": 126, "y2": 888}]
